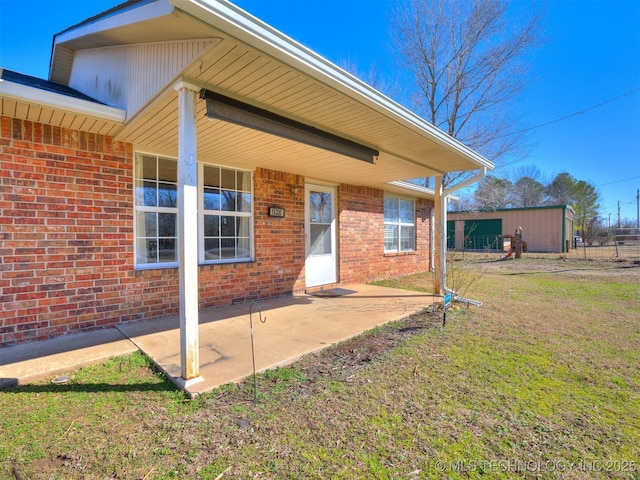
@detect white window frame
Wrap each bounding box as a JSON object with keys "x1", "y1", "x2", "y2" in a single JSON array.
[
  {"x1": 198, "y1": 163, "x2": 254, "y2": 265},
  {"x1": 384, "y1": 195, "x2": 416, "y2": 253},
  {"x1": 133, "y1": 153, "x2": 254, "y2": 269},
  {"x1": 133, "y1": 153, "x2": 179, "y2": 270}
]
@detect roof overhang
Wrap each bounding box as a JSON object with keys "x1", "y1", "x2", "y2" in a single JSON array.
[
  {"x1": 44, "y1": 0, "x2": 492, "y2": 189},
  {"x1": 0, "y1": 69, "x2": 126, "y2": 135}
]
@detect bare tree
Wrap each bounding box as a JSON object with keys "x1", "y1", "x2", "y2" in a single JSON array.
[
  {"x1": 510, "y1": 176, "x2": 546, "y2": 207},
  {"x1": 391, "y1": 0, "x2": 542, "y2": 187},
  {"x1": 473, "y1": 175, "x2": 512, "y2": 210}
]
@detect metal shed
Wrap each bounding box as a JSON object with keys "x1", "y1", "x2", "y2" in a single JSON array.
[{"x1": 447, "y1": 205, "x2": 575, "y2": 253}]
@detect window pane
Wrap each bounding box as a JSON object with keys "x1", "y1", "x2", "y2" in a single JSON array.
[
  {"x1": 157, "y1": 158, "x2": 177, "y2": 182},
  {"x1": 203, "y1": 188, "x2": 220, "y2": 210},
  {"x1": 401, "y1": 226, "x2": 415, "y2": 251},
  {"x1": 221, "y1": 168, "x2": 235, "y2": 190},
  {"x1": 204, "y1": 165, "x2": 221, "y2": 188},
  {"x1": 237, "y1": 193, "x2": 251, "y2": 212},
  {"x1": 158, "y1": 213, "x2": 176, "y2": 237},
  {"x1": 310, "y1": 224, "x2": 331, "y2": 255},
  {"x1": 221, "y1": 191, "x2": 237, "y2": 211},
  {"x1": 221, "y1": 238, "x2": 236, "y2": 258},
  {"x1": 140, "y1": 155, "x2": 157, "y2": 180},
  {"x1": 400, "y1": 199, "x2": 414, "y2": 223},
  {"x1": 204, "y1": 215, "x2": 219, "y2": 237},
  {"x1": 135, "y1": 180, "x2": 149, "y2": 206},
  {"x1": 384, "y1": 224, "x2": 398, "y2": 251},
  {"x1": 136, "y1": 238, "x2": 158, "y2": 264},
  {"x1": 384, "y1": 197, "x2": 398, "y2": 222},
  {"x1": 237, "y1": 170, "x2": 251, "y2": 191},
  {"x1": 158, "y1": 239, "x2": 176, "y2": 262},
  {"x1": 221, "y1": 216, "x2": 235, "y2": 236},
  {"x1": 237, "y1": 217, "x2": 250, "y2": 236},
  {"x1": 204, "y1": 238, "x2": 220, "y2": 260},
  {"x1": 158, "y1": 182, "x2": 177, "y2": 207},
  {"x1": 140, "y1": 181, "x2": 157, "y2": 206},
  {"x1": 136, "y1": 211, "x2": 154, "y2": 237},
  {"x1": 237, "y1": 238, "x2": 250, "y2": 259}
]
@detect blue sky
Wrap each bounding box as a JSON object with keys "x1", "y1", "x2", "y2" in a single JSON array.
[{"x1": 1, "y1": 0, "x2": 639, "y2": 223}]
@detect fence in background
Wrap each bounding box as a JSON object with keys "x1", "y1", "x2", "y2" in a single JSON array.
[{"x1": 449, "y1": 229, "x2": 640, "y2": 261}]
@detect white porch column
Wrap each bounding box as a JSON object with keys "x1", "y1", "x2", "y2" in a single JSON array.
[
  {"x1": 433, "y1": 175, "x2": 445, "y2": 295},
  {"x1": 175, "y1": 81, "x2": 201, "y2": 383}
]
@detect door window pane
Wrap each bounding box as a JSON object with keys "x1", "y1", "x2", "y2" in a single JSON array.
[
  {"x1": 310, "y1": 224, "x2": 332, "y2": 255},
  {"x1": 310, "y1": 192, "x2": 332, "y2": 223}
]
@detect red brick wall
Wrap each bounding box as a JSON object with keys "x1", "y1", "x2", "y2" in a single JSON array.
[
  {"x1": 0, "y1": 117, "x2": 140, "y2": 346},
  {"x1": 198, "y1": 168, "x2": 306, "y2": 307},
  {"x1": 0, "y1": 117, "x2": 308, "y2": 347},
  {"x1": 1, "y1": 116, "x2": 430, "y2": 347},
  {"x1": 338, "y1": 184, "x2": 432, "y2": 283}
]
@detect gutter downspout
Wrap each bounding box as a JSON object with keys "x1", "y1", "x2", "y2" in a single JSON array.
[{"x1": 433, "y1": 167, "x2": 487, "y2": 296}]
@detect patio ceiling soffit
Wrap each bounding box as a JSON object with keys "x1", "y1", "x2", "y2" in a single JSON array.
[{"x1": 172, "y1": 0, "x2": 494, "y2": 173}]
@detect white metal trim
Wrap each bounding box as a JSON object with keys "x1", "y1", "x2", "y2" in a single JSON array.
[
  {"x1": 172, "y1": 0, "x2": 494, "y2": 171},
  {"x1": 0, "y1": 76, "x2": 126, "y2": 123}
]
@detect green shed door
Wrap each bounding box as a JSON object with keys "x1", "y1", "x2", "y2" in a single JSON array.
[
  {"x1": 464, "y1": 219, "x2": 502, "y2": 250},
  {"x1": 447, "y1": 220, "x2": 456, "y2": 249}
]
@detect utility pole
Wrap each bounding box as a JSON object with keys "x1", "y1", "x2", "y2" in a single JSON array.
[
  {"x1": 618, "y1": 200, "x2": 621, "y2": 229},
  {"x1": 636, "y1": 189, "x2": 639, "y2": 229}
]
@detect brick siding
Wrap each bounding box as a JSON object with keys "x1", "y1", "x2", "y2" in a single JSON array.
[
  {"x1": 1, "y1": 116, "x2": 431, "y2": 347},
  {"x1": 338, "y1": 184, "x2": 432, "y2": 283}
]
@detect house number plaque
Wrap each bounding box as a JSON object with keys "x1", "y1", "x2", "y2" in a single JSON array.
[{"x1": 268, "y1": 206, "x2": 285, "y2": 218}]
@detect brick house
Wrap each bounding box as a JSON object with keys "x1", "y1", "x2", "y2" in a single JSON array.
[{"x1": 0, "y1": 0, "x2": 492, "y2": 351}]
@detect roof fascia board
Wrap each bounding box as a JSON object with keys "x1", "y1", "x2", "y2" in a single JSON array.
[
  {"x1": 50, "y1": 0, "x2": 175, "y2": 81},
  {"x1": 53, "y1": 0, "x2": 172, "y2": 46},
  {"x1": 449, "y1": 204, "x2": 574, "y2": 214},
  {"x1": 385, "y1": 181, "x2": 460, "y2": 201},
  {"x1": 387, "y1": 180, "x2": 435, "y2": 197},
  {"x1": 172, "y1": 0, "x2": 494, "y2": 172},
  {"x1": 0, "y1": 77, "x2": 127, "y2": 123}
]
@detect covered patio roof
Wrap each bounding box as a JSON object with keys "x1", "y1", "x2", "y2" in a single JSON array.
[{"x1": 43, "y1": 0, "x2": 492, "y2": 192}]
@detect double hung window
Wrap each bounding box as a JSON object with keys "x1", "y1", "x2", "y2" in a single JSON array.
[
  {"x1": 134, "y1": 154, "x2": 178, "y2": 266},
  {"x1": 384, "y1": 196, "x2": 416, "y2": 252},
  {"x1": 200, "y1": 164, "x2": 252, "y2": 263},
  {"x1": 133, "y1": 153, "x2": 253, "y2": 268}
]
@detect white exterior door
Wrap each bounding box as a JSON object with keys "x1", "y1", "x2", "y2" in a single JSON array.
[{"x1": 305, "y1": 184, "x2": 337, "y2": 287}]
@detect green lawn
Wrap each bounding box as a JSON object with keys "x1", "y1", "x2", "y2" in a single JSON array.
[{"x1": 1, "y1": 256, "x2": 639, "y2": 479}]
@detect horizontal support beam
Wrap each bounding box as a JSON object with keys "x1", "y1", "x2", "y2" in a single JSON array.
[{"x1": 200, "y1": 89, "x2": 379, "y2": 164}]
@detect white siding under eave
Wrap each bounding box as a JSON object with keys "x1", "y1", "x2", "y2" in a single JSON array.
[{"x1": 68, "y1": 39, "x2": 216, "y2": 117}]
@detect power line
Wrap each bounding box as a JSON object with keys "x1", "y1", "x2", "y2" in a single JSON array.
[
  {"x1": 496, "y1": 87, "x2": 640, "y2": 139},
  {"x1": 597, "y1": 175, "x2": 640, "y2": 187}
]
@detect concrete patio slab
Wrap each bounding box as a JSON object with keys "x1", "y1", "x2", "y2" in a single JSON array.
[
  {"x1": 117, "y1": 284, "x2": 439, "y2": 396},
  {"x1": 1, "y1": 284, "x2": 439, "y2": 395}
]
